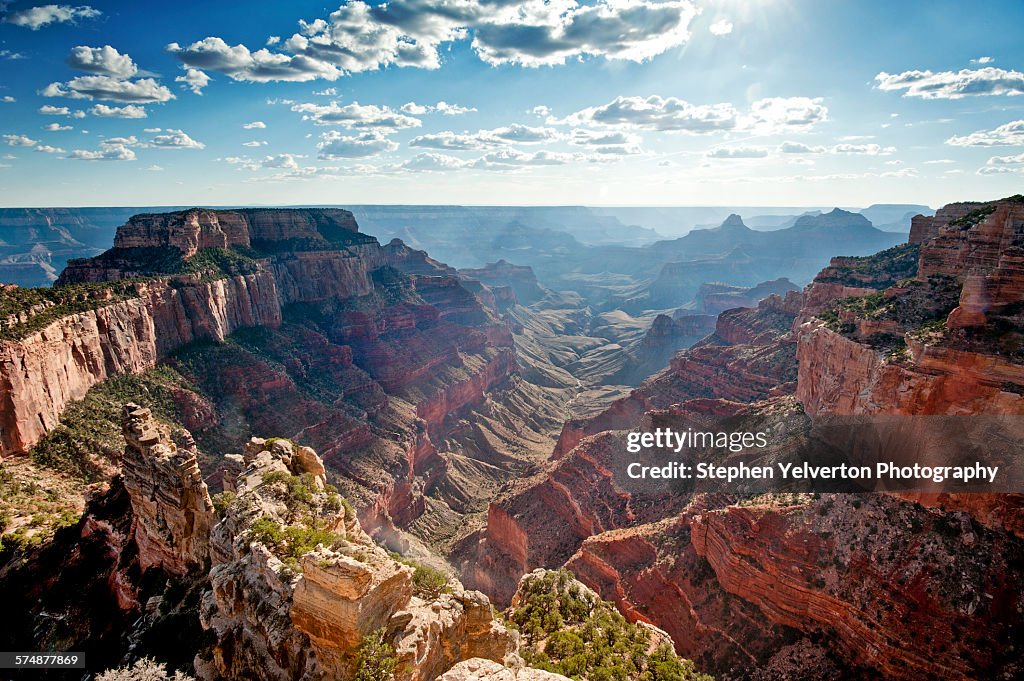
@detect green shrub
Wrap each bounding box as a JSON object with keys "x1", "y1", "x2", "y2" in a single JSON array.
[
  {"x1": 510, "y1": 570, "x2": 713, "y2": 681},
  {"x1": 212, "y1": 491, "x2": 236, "y2": 516},
  {"x1": 353, "y1": 628, "x2": 398, "y2": 681},
  {"x1": 411, "y1": 564, "x2": 451, "y2": 600},
  {"x1": 247, "y1": 516, "x2": 339, "y2": 567}
]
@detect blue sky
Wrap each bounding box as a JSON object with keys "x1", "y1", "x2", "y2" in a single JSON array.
[{"x1": 1, "y1": 0, "x2": 1023, "y2": 207}]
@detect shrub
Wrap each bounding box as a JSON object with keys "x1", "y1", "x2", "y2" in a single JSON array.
[
  {"x1": 353, "y1": 628, "x2": 398, "y2": 681},
  {"x1": 96, "y1": 657, "x2": 195, "y2": 681},
  {"x1": 411, "y1": 564, "x2": 451, "y2": 600},
  {"x1": 248, "y1": 516, "x2": 339, "y2": 568}
]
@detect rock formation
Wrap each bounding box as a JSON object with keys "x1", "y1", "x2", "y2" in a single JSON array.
[{"x1": 120, "y1": 403, "x2": 214, "y2": 576}]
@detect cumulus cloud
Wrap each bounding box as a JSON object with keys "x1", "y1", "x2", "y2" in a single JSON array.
[
  {"x1": 243, "y1": 121, "x2": 267, "y2": 129},
  {"x1": 409, "y1": 124, "x2": 560, "y2": 151},
  {"x1": 260, "y1": 153, "x2": 302, "y2": 170},
  {"x1": 709, "y1": 19, "x2": 733, "y2": 36},
  {"x1": 706, "y1": 146, "x2": 769, "y2": 159},
  {"x1": 779, "y1": 141, "x2": 826, "y2": 154},
  {"x1": 977, "y1": 165, "x2": 1024, "y2": 175},
  {"x1": 167, "y1": 37, "x2": 343, "y2": 83},
  {"x1": 473, "y1": 148, "x2": 580, "y2": 170},
  {"x1": 409, "y1": 131, "x2": 491, "y2": 150},
  {"x1": 562, "y1": 95, "x2": 826, "y2": 136},
  {"x1": 90, "y1": 103, "x2": 147, "y2": 118},
  {"x1": 1, "y1": 95, "x2": 14, "y2": 102},
  {"x1": 312, "y1": 87, "x2": 337, "y2": 96},
  {"x1": 149, "y1": 128, "x2": 205, "y2": 149},
  {"x1": 35, "y1": 144, "x2": 65, "y2": 153},
  {"x1": 875, "y1": 67, "x2": 1024, "y2": 99},
  {"x1": 43, "y1": 122, "x2": 72, "y2": 131},
  {"x1": 746, "y1": 97, "x2": 828, "y2": 132},
  {"x1": 971, "y1": 56, "x2": 994, "y2": 65},
  {"x1": 66, "y1": 45, "x2": 138, "y2": 77},
  {"x1": 166, "y1": 0, "x2": 697, "y2": 87},
  {"x1": 986, "y1": 152, "x2": 1024, "y2": 166},
  {"x1": 242, "y1": 140, "x2": 267, "y2": 147},
  {"x1": 176, "y1": 68, "x2": 210, "y2": 94},
  {"x1": 290, "y1": 101, "x2": 420, "y2": 130},
  {"x1": 147, "y1": 165, "x2": 163, "y2": 171},
  {"x1": 400, "y1": 152, "x2": 470, "y2": 171},
  {"x1": 318, "y1": 130, "x2": 398, "y2": 158},
  {"x1": 0, "y1": 49, "x2": 26, "y2": 60},
  {"x1": 400, "y1": 101, "x2": 476, "y2": 116},
  {"x1": 41, "y1": 75, "x2": 174, "y2": 103},
  {"x1": 68, "y1": 145, "x2": 136, "y2": 161},
  {"x1": 3, "y1": 134, "x2": 37, "y2": 147},
  {"x1": 832, "y1": 143, "x2": 895, "y2": 155},
  {"x1": 4, "y1": 4, "x2": 100, "y2": 30},
  {"x1": 564, "y1": 95, "x2": 738, "y2": 132},
  {"x1": 946, "y1": 120, "x2": 1024, "y2": 147}
]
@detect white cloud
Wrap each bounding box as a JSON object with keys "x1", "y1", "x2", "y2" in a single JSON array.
[
  {"x1": 977, "y1": 165, "x2": 1024, "y2": 175},
  {"x1": 946, "y1": 120, "x2": 1024, "y2": 147},
  {"x1": 242, "y1": 140, "x2": 267, "y2": 147},
  {"x1": 832, "y1": 143, "x2": 895, "y2": 155},
  {"x1": 746, "y1": 97, "x2": 828, "y2": 132},
  {"x1": 39, "y1": 105, "x2": 69, "y2": 115},
  {"x1": 312, "y1": 87, "x2": 337, "y2": 96},
  {"x1": 970, "y1": 56, "x2": 994, "y2": 65},
  {"x1": 400, "y1": 151, "x2": 470, "y2": 171},
  {"x1": 35, "y1": 144, "x2": 65, "y2": 153},
  {"x1": 779, "y1": 141, "x2": 826, "y2": 154},
  {"x1": 530, "y1": 105, "x2": 552, "y2": 117},
  {"x1": 149, "y1": 128, "x2": 205, "y2": 149},
  {"x1": 266, "y1": 36, "x2": 281, "y2": 46},
  {"x1": 709, "y1": 19, "x2": 733, "y2": 36},
  {"x1": 5, "y1": 4, "x2": 100, "y2": 30},
  {"x1": 260, "y1": 153, "x2": 302, "y2": 170},
  {"x1": 290, "y1": 100, "x2": 421, "y2": 130},
  {"x1": 571, "y1": 129, "x2": 641, "y2": 146},
  {"x1": 0, "y1": 50, "x2": 26, "y2": 60},
  {"x1": 875, "y1": 67, "x2": 1024, "y2": 99},
  {"x1": 1, "y1": 95, "x2": 14, "y2": 102},
  {"x1": 243, "y1": 121, "x2": 266, "y2": 129},
  {"x1": 167, "y1": 1, "x2": 697, "y2": 87},
  {"x1": 43, "y1": 122, "x2": 71, "y2": 131},
  {"x1": 986, "y1": 152, "x2": 1024, "y2": 165},
  {"x1": 147, "y1": 165, "x2": 164, "y2": 171},
  {"x1": 409, "y1": 124, "x2": 561, "y2": 150},
  {"x1": 318, "y1": 130, "x2": 399, "y2": 158},
  {"x1": 409, "y1": 131, "x2": 492, "y2": 150},
  {"x1": 924, "y1": 159, "x2": 955, "y2": 164},
  {"x1": 3, "y1": 134, "x2": 37, "y2": 147},
  {"x1": 473, "y1": 148, "x2": 580, "y2": 170},
  {"x1": 706, "y1": 146, "x2": 769, "y2": 159},
  {"x1": 68, "y1": 144, "x2": 136, "y2": 161},
  {"x1": 41, "y1": 75, "x2": 175, "y2": 103},
  {"x1": 176, "y1": 68, "x2": 210, "y2": 95},
  {"x1": 401, "y1": 101, "x2": 476, "y2": 116},
  {"x1": 167, "y1": 37, "x2": 343, "y2": 83},
  {"x1": 90, "y1": 103, "x2": 147, "y2": 118},
  {"x1": 66, "y1": 45, "x2": 138, "y2": 77},
  {"x1": 565, "y1": 95, "x2": 738, "y2": 132}
]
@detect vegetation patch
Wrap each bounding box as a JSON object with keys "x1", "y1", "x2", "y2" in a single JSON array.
[
  {"x1": 0, "y1": 280, "x2": 146, "y2": 341},
  {"x1": 353, "y1": 628, "x2": 399, "y2": 681},
  {"x1": 814, "y1": 243, "x2": 920, "y2": 288},
  {"x1": 29, "y1": 365, "x2": 191, "y2": 481},
  {"x1": 508, "y1": 569, "x2": 713, "y2": 681}
]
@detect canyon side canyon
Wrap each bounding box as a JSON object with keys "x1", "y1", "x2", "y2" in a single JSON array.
[{"x1": 0, "y1": 199, "x2": 1021, "y2": 680}]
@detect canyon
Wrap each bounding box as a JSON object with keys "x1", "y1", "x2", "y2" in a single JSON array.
[{"x1": 0, "y1": 198, "x2": 1020, "y2": 680}]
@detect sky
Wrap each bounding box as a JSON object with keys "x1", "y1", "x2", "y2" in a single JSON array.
[{"x1": 0, "y1": 0, "x2": 1023, "y2": 208}]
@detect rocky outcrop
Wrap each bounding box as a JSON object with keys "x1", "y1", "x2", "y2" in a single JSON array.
[
  {"x1": 201, "y1": 436, "x2": 515, "y2": 681},
  {"x1": 0, "y1": 273, "x2": 281, "y2": 456},
  {"x1": 460, "y1": 261, "x2": 546, "y2": 305},
  {"x1": 909, "y1": 202, "x2": 983, "y2": 245},
  {"x1": 111, "y1": 208, "x2": 359, "y2": 257},
  {"x1": 693, "y1": 278, "x2": 799, "y2": 316},
  {"x1": 120, "y1": 404, "x2": 214, "y2": 576},
  {"x1": 438, "y1": 658, "x2": 571, "y2": 681}
]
